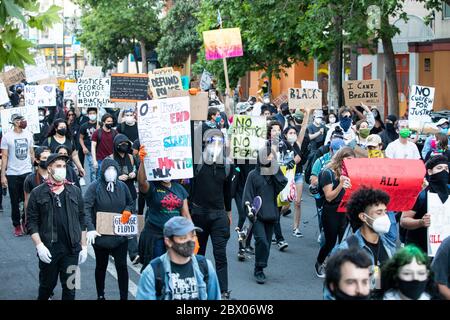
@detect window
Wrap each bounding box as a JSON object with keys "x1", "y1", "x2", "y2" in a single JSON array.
[
  {"x1": 444, "y1": 3, "x2": 450, "y2": 19},
  {"x1": 424, "y1": 58, "x2": 431, "y2": 72}
]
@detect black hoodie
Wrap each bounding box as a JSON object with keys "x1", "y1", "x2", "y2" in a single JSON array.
[{"x1": 110, "y1": 133, "x2": 137, "y2": 200}]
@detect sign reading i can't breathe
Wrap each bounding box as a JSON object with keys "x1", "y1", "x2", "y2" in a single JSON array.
[
  {"x1": 343, "y1": 79, "x2": 382, "y2": 107},
  {"x1": 230, "y1": 115, "x2": 267, "y2": 160},
  {"x1": 408, "y1": 85, "x2": 435, "y2": 128},
  {"x1": 137, "y1": 97, "x2": 193, "y2": 181},
  {"x1": 148, "y1": 67, "x2": 182, "y2": 99},
  {"x1": 110, "y1": 73, "x2": 149, "y2": 102}
]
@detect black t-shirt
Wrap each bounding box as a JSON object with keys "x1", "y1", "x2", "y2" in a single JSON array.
[
  {"x1": 307, "y1": 123, "x2": 326, "y2": 150},
  {"x1": 43, "y1": 136, "x2": 74, "y2": 155},
  {"x1": 319, "y1": 168, "x2": 345, "y2": 205},
  {"x1": 118, "y1": 123, "x2": 139, "y2": 143},
  {"x1": 363, "y1": 238, "x2": 389, "y2": 266},
  {"x1": 24, "y1": 172, "x2": 45, "y2": 194},
  {"x1": 52, "y1": 190, "x2": 72, "y2": 253},
  {"x1": 169, "y1": 260, "x2": 199, "y2": 300},
  {"x1": 406, "y1": 189, "x2": 428, "y2": 253},
  {"x1": 80, "y1": 121, "x2": 97, "y2": 150}
]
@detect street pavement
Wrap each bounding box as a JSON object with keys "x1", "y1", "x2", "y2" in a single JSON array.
[{"x1": 0, "y1": 183, "x2": 324, "y2": 300}]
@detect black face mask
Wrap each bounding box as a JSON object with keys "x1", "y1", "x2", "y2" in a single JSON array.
[
  {"x1": 57, "y1": 128, "x2": 67, "y2": 136},
  {"x1": 398, "y1": 279, "x2": 427, "y2": 300},
  {"x1": 171, "y1": 240, "x2": 195, "y2": 257},
  {"x1": 428, "y1": 170, "x2": 449, "y2": 203},
  {"x1": 386, "y1": 123, "x2": 395, "y2": 132},
  {"x1": 105, "y1": 123, "x2": 113, "y2": 130},
  {"x1": 333, "y1": 287, "x2": 370, "y2": 301},
  {"x1": 117, "y1": 144, "x2": 129, "y2": 153},
  {"x1": 38, "y1": 160, "x2": 48, "y2": 169}
]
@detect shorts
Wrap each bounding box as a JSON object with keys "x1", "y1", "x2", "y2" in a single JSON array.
[{"x1": 295, "y1": 173, "x2": 304, "y2": 184}]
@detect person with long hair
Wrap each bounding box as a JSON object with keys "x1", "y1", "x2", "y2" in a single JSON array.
[
  {"x1": 424, "y1": 133, "x2": 450, "y2": 162},
  {"x1": 315, "y1": 147, "x2": 355, "y2": 277},
  {"x1": 369, "y1": 107, "x2": 385, "y2": 135}
]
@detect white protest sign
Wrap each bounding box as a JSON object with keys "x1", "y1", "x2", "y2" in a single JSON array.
[
  {"x1": 82, "y1": 66, "x2": 102, "y2": 78},
  {"x1": 200, "y1": 70, "x2": 213, "y2": 91},
  {"x1": 0, "y1": 83, "x2": 10, "y2": 105},
  {"x1": 148, "y1": 67, "x2": 182, "y2": 99},
  {"x1": 77, "y1": 78, "x2": 111, "y2": 108},
  {"x1": 427, "y1": 192, "x2": 450, "y2": 257},
  {"x1": 64, "y1": 82, "x2": 78, "y2": 102},
  {"x1": 24, "y1": 84, "x2": 56, "y2": 107},
  {"x1": 113, "y1": 215, "x2": 138, "y2": 236},
  {"x1": 408, "y1": 85, "x2": 435, "y2": 129},
  {"x1": 25, "y1": 56, "x2": 50, "y2": 83},
  {"x1": 137, "y1": 97, "x2": 193, "y2": 181},
  {"x1": 230, "y1": 115, "x2": 267, "y2": 159},
  {"x1": 1, "y1": 106, "x2": 40, "y2": 134},
  {"x1": 301, "y1": 80, "x2": 319, "y2": 89}
]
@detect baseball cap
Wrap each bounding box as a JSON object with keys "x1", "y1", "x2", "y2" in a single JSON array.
[
  {"x1": 366, "y1": 134, "x2": 382, "y2": 147},
  {"x1": 46, "y1": 153, "x2": 70, "y2": 166},
  {"x1": 11, "y1": 114, "x2": 24, "y2": 122},
  {"x1": 330, "y1": 138, "x2": 345, "y2": 152},
  {"x1": 293, "y1": 109, "x2": 304, "y2": 122},
  {"x1": 163, "y1": 216, "x2": 203, "y2": 237},
  {"x1": 436, "y1": 118, "x2": 449, "y2": 127}
]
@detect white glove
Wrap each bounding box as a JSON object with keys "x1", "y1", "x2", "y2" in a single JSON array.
[
  {"x1": 78, "y1": 246, "x2": 88, "y2": 264},
  {"x1": 86, "y1": 230, "x2": 101, "y2": 246},
  {"x1": 36, "y1": 243, "x2": 52, "y2": 264}
]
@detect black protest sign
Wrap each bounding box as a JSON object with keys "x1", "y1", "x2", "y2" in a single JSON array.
[{"x1": 110, "y1": 73, "x2": 149, "y2": 102}]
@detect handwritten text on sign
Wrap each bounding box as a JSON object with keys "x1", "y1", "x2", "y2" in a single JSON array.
[
  {"x1": 231, "y1": 115, "x2": 267, "y2": 160},
  {"x1": 427, "y1": 192, "x2": 450, "y2": 257},
  {"x1": 288, "y1": 88, "x2": 322, "y2": 110},
  {"x1": 0, "y1": 68, "x2": 25, "y2": 89},
  {"x1": 25, "y1": 56, "x2": 50, "y2": 83},
  {"x1": 137, "y1": 97, "x2": 193, "y2": 181},
  {"x1": 408, "y1": 85, "x2": 435, "y2": 128},
  {"x1": 24, "y1": 84, "x2": 56, "y2": 107},
  {"x1": 113, "y1": 215, "x2": 138, "y2": 236},
  {"x1": 343, "y1": 80, "x2": 382, "y2": 107},
  {"x1": 110, "y1": 73, "x2": 149, "y2": 102},
  {"x1": 337, "y1": 158, "x2": 425, "y2": 212},
  {"x1": 148, "y1": 67, "x2": 182, "y2": 99},
  {"x1": 1, "y1": 106, "x2": 40, "y2": 134},
  {"x1": 77, "y1": 78, "x2": 111, "y2": 108}
]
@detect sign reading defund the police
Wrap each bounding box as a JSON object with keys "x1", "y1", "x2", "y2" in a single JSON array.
[
  {"x1": 288, "y1": 88, "x2": 322, "y2": 110},
  {"x1": 77, "y1": 78, "x2": 111, "y2": 108},
  {"x1": 148, "y1": 67, "x2": 182, "y2": 99},
  {"x1": 408, "y1": 85, "x2": 435, "y2": 128},
  {"x1": 231, "y1": 115, "x2": 267, "y2": 160},
  {"x1": 427, "y1": 192, "x2": 450, "y2": 257},
  {"x1": 137, "y1": 97, "x2": 193, "y2": 181}
]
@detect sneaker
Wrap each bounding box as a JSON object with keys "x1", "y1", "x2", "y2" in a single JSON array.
[
  {"x1": 292, "y1": 228, "x2": 303, "y2": 238},
  {"x1": 132, "y1": 255, "x2": 140, "y2": 265},
  {"x1": 221, "y1": 291, "x2": 231, "y2": 300},
  {"x1": 237, "y1": 249, "x2": 246, "y2": 261},
  {"x1": 315, "y1": 261, "x2": 325, "y2": 278},
  {"x1": 14, "y1": 226, "x2": 23, "y2": 237},
  {"x1": 254, "y1": 270, "x2": 266, "y2": 284},
  {"x1": 271, "y1": 238, "x2": 277, "y2": 245},
  {"x1": 245, "y1": 246, "x2": 255, "y2": 255},
  {"x1": 79, "y1": 177, "x2": 86, "y2": 186},
  {"x1": 277, "y1": 241, "x2": 288, "y2": 251},
  {"x1": 281, "y1": 209, "x2": 292, "y2": 217}
]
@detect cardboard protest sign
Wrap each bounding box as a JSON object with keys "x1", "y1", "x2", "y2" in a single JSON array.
[
  {"x1": 110, "y1": 73, "x2": 149, "y2": 102},
  {"x1": 137, "y1": 97, "x2": 193, "y2": 180},
  {"x1": 301, "y1": 80, "x2": 319, "y2": 89},
  {"x1": 408, "y1": 85, "x2": 435, "y2": 129},
  {"x1": 96, "y1": 212, "x2": 144, "y2": 236},
  {"x1": 1, "y1": 106, "x2": 40, "y2": 134},
  {"x1": 288, "y1": 88, "x2": 322, "y2": 110},
  {"x1": 82, "y1": 66, "x2": 102, "y2": 78},
  {"x1": 0, "y1": 83, "x2": 10, "y2": 105},
  {"x1": 427, "y1": 193, "x2": 450, "y2": 257},
  {"x1": 148, "y1": 67, "x2": 182, "y2": 99},
  {"x1": 203, "y1": 28, "x2": 243, "y2": 60},
  {"x1": 77, "y1": 78, "x2": 111, "y2": 108},
  {"x1": 64, "y1": 82, "x2": 78, "y2": 102},
  {"x1": 200, "y1": 70, "x2": 212, "y2": 91},
  {"x1": 337, "y1": 158, "x2": 425, "y2": 212},
  {"x1": 272, "y1": 94, "x2": 288, "y2": 109},
  {"x1": 0, "y1": 68, "x2": 25, "y2": 89},
  {"x1": 25, "y1": 56, "x2": 50, "y2": 83},
  {"x1": 343, "y1": 80, "x2": 382, "y2": 107},
  {"x1": 230, "y1": 115, "x2": 267, "y2": 160},
  {"x1": 167, "y1": 90, "x2": 208, "y2": 121},
  {"x1": 24, "y1": 85, "x2": 56, "y2": 107},
  {"x1": 37, "y1": 77, "x2": 58, "y2": 85}
]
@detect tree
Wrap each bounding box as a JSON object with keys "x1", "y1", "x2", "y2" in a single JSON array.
[
  {"x1": 0, "y1": 0, "x2": 61, "y2": 70},
  {"x1": 76, "y1": 0, "x2": 161, "y2": 72},
  {"x1": 156, "y1": 0, "x2": 202, "y2": 67}
]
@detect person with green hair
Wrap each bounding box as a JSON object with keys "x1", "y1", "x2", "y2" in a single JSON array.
[{"x1": 381, "y1": 245, "x2": 438, "y2": 300}]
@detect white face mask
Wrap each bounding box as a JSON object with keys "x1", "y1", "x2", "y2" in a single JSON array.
[
  {"x1": 364, "y1": 214, "x2": 391, "y2": 234},
  {"x1": 88, "y1": 114, "x2": 97, "y2": 121},
  {"x1": 105, "y1": 167, "x2": 117, "y2": 182},
  {"x1": 125, "y1": 115, "x2": 135, "y2": 125},
  {"x1": 314, "y1": 117, "x2": 323, "y2": 125},
  {"x1": 51, "y1": 167, "x2": 66, "y2": 182},
  {"x1": 329, "y1": 117, "x2": 336, "y2": 124},
  {"x1": 287, "y1": 134, "x2": 297, "y2": 144},
  {"x1": 81, "y1": 109, "x2": 87, "y2": 115},
  {"x1": 263, "y1": 98, "x2": 270, "y2": 104},
  {"x1": 39, "y1": 115, "x2": 45, "y2": 121}
]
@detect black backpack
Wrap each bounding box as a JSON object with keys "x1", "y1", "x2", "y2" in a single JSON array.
[
  {"x1": 151, "y1": 255, "x2": 209, "y2": 300},
  {"x1": 96, "y1": 128, "x2": 118, "y2": 146}
]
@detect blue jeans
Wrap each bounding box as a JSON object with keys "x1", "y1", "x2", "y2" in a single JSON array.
[
  {"x1": 86, "y1": 153, "x2": 96, "y2": 183},
  {"x1": 96, "y1": 159, "x2": 103, "y2": 180}
]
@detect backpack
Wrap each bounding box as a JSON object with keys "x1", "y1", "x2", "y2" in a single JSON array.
[
  {"x1": 151, "y1": 255, "x2": 209, "y2": 300},
  {"x1": 96, "y1": 128, "x2": 118, "y2": 146}
]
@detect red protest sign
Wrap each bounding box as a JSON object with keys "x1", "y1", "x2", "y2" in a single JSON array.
[{"x1": 337, "y1": 158, "x2": 426, "y2": 212}]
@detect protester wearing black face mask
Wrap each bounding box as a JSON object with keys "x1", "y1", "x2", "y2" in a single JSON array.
[
  {"x1": 325, "y1": 248, "x2": 372, "y2": 300},
  {"x1": 401, "y1": 155, "x2": 450, "y2": 253},
  {"x1": 379, "y1": 114, "x2": 399, "y2": 149}
]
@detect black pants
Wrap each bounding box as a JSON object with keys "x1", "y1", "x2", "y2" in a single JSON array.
[
  {"x1": 78, "y1": 146, "x2": 85, "y2": 171},
  {"x1": 235, "y1": 192, "x2": 246, "y2": 230},
  {"x1": 138, "y1": 191, "x2": 146, "y2": 216},
  {"x1": 253, "y1": 220, "x2": 275, "y2": 269},
  {"x1": 38, "y1": 251, "x2": 78, "y2": 300},
  {"x1": 192, "y1": 207, "x2": 230, "y2": 293},
  {"x1": 93, "y1": 241, "x2": 129, "y2": 300},
  {"x1": 317, "y1": 203, "x2": 348, "y2": 264},
  {"x1": 138, "y1": 224, "x2": 166, "y2": 272},
  {"x1": 7, "y1": 173, "x2": 28, "y2": 227},
  {"x1": 273, "y1": 207, "x2": 285, "y2": 242}
]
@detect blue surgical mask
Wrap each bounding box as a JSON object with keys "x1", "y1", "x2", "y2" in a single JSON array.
[
  {"x1": 215, "y1": 115, "x2": 222, "y2": 124},
  {"x1": 440, "y1": 128, "x2": 449, "y2": 135}
]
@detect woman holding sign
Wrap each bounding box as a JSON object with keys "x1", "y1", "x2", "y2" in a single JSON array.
[{"x1": 84, "y1": 158, "x2": 135, "y2": 300}]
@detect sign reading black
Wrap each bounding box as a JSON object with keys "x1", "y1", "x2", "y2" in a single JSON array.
[{"x1": 110, "y1": 74, "x2": 149, "y2": 102}]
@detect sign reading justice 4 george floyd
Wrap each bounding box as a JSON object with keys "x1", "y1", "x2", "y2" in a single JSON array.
[
  {"x1": 343, "y1": 80, "x2": 382, "y2": 107},
  {"x1": 77, "y1": 78, "x2": 111, "y2": 108}
]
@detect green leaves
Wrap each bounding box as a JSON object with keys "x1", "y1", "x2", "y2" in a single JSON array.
[
  {"x1": 28, "y1": 5, "x2": 62, "y2": 30},
  {"x1": 0, "y1": 26, "x2": 35, "y2": 70},
  {"x1": 2, "y1": 0, "x2": 26, "y2": 23}
]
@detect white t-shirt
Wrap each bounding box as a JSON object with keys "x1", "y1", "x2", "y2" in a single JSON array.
[
  {"x1": 1, "y1": 129, "x2": 34, "y2": 175},
  {"x1": 385, "y1": 139, "x2": 421, "y2": 159}
]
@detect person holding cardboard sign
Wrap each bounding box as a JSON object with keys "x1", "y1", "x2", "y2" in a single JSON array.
[{"x1": 84, "y1": 158, "x2": 135, "y2": 300}]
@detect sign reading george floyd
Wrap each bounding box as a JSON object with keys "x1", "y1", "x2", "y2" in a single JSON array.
[
  {"x1": 77, "y1": 77, "x2": 111, "y2": 108},
  {"x1": 343, "y1": 80, "x2": 382, "y2": 107},
  {"x1": 408, "y1": 85, "x2": 435, "y2": 129},
  {"x1": 288, "y1": 88, "x2": 322, "y2": 110},
  {"x1": 110, "y1": 73, "x2": 149, "y2": 102},
  {"x1": 337, "y1": 158, "x2": 426, "y2": 212},
  {"x1": 230, "y1": 115, "x2": 267, "y2": 160},
  {"x1": 148, "y1": 67, "x2": 182, "y2": 99}
]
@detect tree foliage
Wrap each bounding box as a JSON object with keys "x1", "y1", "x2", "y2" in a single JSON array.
[{"x1": 0, "y1": 0, "x2": 61, "y2": 70}]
